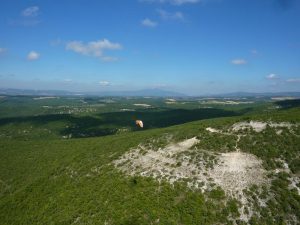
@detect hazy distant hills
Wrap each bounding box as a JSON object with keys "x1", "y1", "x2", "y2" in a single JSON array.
[
  {"x1": 0, "y1": 88, "x2": 185, "y2": 97},
  {"x1": 213, "y1": 91, "x2": 300, "y2": 98},
  {"x1": 94, "y1": 89, "x2": 187, "y2": 97},
  {"x1": 1, "y1": 88, "x2": 300, "y2": 98},
  {"x1": 0, "y1": 88, "x2": 73, "y2": 96}
]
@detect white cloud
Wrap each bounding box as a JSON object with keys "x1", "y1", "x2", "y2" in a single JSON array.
[
  {"x1": 141, "y1": 0, "x2": 200, "y2": 5},
  {"x1": 286, "y1": 78, "x2": 300, "y2": 83},
  {"x1": 22, "y1": 6, "x2": 39, "y2": 17},
  {"x1": 141, "y1": 18, "x2": 157, "y2": 27},
  {"x1": 99, "y1": 81, "x2": 111, "y2": 86},
  {"x1": 231, "y1": 59, "x2": 247, "y2": 65},
  {"x1": 10, "y1": 6, "x2": 41, "y2": 27},
  {"x1": 66, "y1": 39, "x2": 122, "y2": 61},
  {"x1": 27, "y1": 51, "x2": 40, "y2": 60},
  {"x1": 266, "y1": 73, "x2": 278, "y2": 80},
  {"x1": 157, "y1": 9, "x2": 184, "y2": 20}
]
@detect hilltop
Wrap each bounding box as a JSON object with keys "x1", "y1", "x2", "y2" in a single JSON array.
[{"x1": 0, "y1": 96, "x2": 299, "y2": 225}]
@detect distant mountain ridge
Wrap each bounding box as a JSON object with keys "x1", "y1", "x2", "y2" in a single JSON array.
[
  {"x1": 210, "y1": 91, "x2": 300, "y2": 98},
  {"x1": 91, "y1": 89, "x2": 186, "y2": 97},
  {"x1": 1, "y1": 88, "x2": 300, "y2": 98},
  {"x1": 214, "y1": 92, "x2": 300, "y2": 97},
  {"x1": 0, "y1": 88, "x2": 185, "y2": 97}
]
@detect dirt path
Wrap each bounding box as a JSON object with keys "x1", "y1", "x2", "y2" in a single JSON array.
[{"x1": 234, "y1": 135, "x2": 241, "y2": 152}]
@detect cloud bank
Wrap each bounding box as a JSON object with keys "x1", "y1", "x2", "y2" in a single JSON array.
[
  {"x1": 286, "y1": 78, "x2": 300, "y2": 83},
  {"x1": 99, "y1": 81, "x2": 111, "y2": 86},
  {"x1": 141, "y1": 0, "x2": 200, "y2": 5},
  {"x1": 157, "y1": 9, "x2": 184, "y2": 20},
  {"x1": 141, "y1": 18, "x2": 157, "y2": 27},
  {"x1": 66, "y1": 39, "x2": 122, "y2": 62},
  {"x1": 27, "y1": 51, "x2": 40, "y2": 60},
  {"x1": 22, "y1": 6, "x2": 39, "y2": 17},
  {"x1": 266, "y1": 73, "x2": 278, "y2": 80},
  {"x1": 231, "y1": 59, "x2": 247, "y2": 65}
]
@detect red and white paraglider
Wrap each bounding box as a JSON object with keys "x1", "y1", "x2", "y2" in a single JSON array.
[{"x1": 135, "y1": 120, "x2": 143, "y2": 128}]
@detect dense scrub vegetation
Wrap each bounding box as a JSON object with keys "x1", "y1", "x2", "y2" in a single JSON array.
[
  {"x1": 0, "y1": 96, "x2": 258, "y2": 140},
  {"x1": 0, "y1": 96, "x2": 299, "y2": 224}
]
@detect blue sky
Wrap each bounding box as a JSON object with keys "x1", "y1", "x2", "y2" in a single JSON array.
[{"x1": 0, "y1": 0, "x2": 299, "y2": 95}]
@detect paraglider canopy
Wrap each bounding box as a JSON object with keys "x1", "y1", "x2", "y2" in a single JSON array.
[{"x1": 135, "y1": 120, "x2": 143, "y2": 128}]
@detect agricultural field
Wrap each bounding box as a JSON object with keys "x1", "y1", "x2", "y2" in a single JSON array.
[{"x1": 0, "y1": 95, "x2": 275, "y2": 140}]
